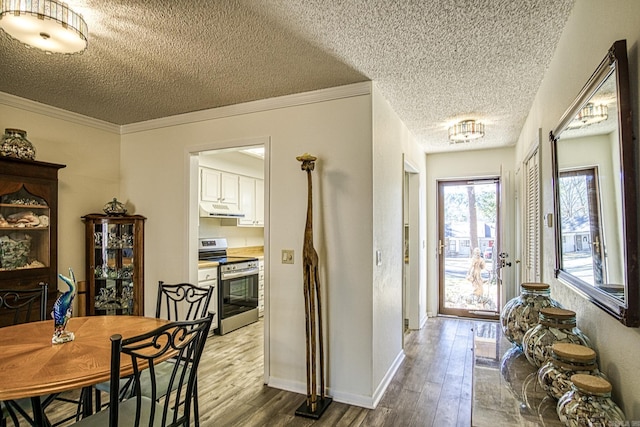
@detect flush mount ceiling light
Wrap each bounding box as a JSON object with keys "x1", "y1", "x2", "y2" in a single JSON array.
[
  {"x1": 568, "y1": 103, "x2": 608, "y2": 128},
  {"x1": 0, "y1": 0, "x2": 88, "y2": 54},
  {"x1": 448, "y1": 120, "x2": 485, "y2": 143}
]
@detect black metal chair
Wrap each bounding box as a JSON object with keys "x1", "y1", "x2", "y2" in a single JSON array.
[
  {"x1": 0, "y1": 283, "x2": 48, "y2": 427},
  {"x1": 71, "y1": 314, "x2": 213, "y2": 427},
  {"x1": 155, "y1": 281, "x2": 213, "y2": 322},
  {"x1": 0, "y1": 284, "x2": 47, "y2": 326},
  {"x1": 95, "y1": 281, "x2": 213, "y2": 424}
]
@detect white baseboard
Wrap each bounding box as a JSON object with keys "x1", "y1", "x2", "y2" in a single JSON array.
[
  {"x1": 266, "y1": 349, "x2": 405, "y2": 410},
  {"x1": 419, "y1": 313, "x2": 429, "y2": 329},
  {"x1": 370, "y1": 350, "x2": 405, "y2": 409}
]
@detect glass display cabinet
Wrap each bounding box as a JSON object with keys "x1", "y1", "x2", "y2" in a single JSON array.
[
  {"x1": 0, "y1": 157, "x2": 65, "y2": 327},
  {"x1": 82, "y1": 213, "x2": 146, "y2": 316}
]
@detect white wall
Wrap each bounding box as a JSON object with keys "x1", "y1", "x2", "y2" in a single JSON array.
[
  {"x1": 371, "y1": 85, "x2": 427, "y2": 399},
  {"x1": 425, "y1": 147, "x2": 516, "y2": 316},
  {"x1": 515, "y1": 0, "x2": 640, "y2": 418},
  {"x1": 0, "y1": 102, "x2": 120, "y2": 296},
  {"x1": 119, "y1": 88, "x2": 389, "y2": 406}
]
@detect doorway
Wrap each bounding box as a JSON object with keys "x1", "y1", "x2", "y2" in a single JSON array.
[
  {"x1": 437, "y1": 178, "x2": 500, "y2": 319},
  {"x1": 403, "y1": 159, "x2": 420, "y2": 336},
  {"x1": 558, "y1": 167, "x2": 605, "y2": 285},
  {"x1": 187, "y1": 136, "x2": 269, "y2": 383}
]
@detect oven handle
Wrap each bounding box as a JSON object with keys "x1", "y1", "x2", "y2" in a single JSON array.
[{"x1": 220, "y1": 268, "x2": 259, "y2": 280}]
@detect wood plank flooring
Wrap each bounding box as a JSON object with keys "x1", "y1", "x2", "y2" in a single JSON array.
[{"x1": 37, "y1": 316, "x2": 475, "y2": 427}]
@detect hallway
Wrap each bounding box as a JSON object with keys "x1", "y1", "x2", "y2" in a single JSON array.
[{"x1": 195, "y1": 315, "x2": 475, "y2": 426}]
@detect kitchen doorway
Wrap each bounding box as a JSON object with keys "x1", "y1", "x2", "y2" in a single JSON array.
[
  {"x1": 437, "y1": 178, "x2": 500, "y2": 320},
  {"x1": 187, "y1": 136, "x2": 269, "y2": 384}
]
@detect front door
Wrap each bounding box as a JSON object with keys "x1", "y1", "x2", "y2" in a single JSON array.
[
  {"x1": 438, "y1": 179, "x2": 500, "y2": 319},
  {"x1": 558, "y1": 167, "x2": 605, "y2": 285}
]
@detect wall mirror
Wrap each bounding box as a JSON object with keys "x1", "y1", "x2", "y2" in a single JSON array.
[{"x1": 550, "y1": 39, "x2": 638, "y2": 326}]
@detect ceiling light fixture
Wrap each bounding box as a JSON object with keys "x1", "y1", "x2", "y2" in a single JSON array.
[
  {"x1": 568, "y1": 103, "x2": 608, "y2": 128},
  {"x1": 448, "y1": 120, "x2": 485, "y2": 143},
  {"x1": 0, "y1": 0, "x2": 88, "y2": 54}
]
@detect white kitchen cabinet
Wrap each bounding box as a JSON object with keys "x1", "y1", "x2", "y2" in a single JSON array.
[
  {"x1": 238, "y1": 176, "x2": 264, "y2": 227},
  {"x1": 197, "y1": 267, "x2": 219, "y2": 331},
  {"x1": 200, "y1": 168, "x2": 239, "y2": 207}
]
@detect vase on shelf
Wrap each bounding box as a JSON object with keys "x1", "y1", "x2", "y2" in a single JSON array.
[{"x1": 0, "y1": 129, "x2": 36, "y2": 160}]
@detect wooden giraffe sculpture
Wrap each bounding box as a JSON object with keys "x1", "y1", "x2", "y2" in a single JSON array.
[{"x1": 295, "y1": 153, "x2": 332, "y2": 418}]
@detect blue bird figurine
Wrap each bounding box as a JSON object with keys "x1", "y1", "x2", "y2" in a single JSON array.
[{"x1": 52, "y1": 268, "x2": 77, "y2": 344}]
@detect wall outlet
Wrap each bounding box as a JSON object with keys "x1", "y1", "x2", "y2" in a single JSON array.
[{"x1": 282, "y1": 249, "x2": 294, "y2": 264}]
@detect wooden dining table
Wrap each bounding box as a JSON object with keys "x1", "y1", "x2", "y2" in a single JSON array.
[{"x1": 0, "y1": 315, "x2": 170, "y2": 426}]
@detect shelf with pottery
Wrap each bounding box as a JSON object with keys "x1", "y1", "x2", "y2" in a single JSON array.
[
  {"x1": 473, "y1": 326, "x2": 564, "y2": 426},
  {"x1": 474, "y1": 284, "x2": 627, "y2": 426},
  {"x1": 0, "y1": 155, "x2": 65, "y2": 327}
]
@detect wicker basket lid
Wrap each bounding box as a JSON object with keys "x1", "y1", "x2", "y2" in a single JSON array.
[
  {"x1": 571, "y1": 374, "x2": 611, "y2": 394},
  {"x1": 521, "y1": 282, "x2": 550, "y2": 291},
  {"x1": 552, "y1": 343, "x2": 596, "y2": 361},
  {"x1": 540, "y1": 307, "x2": 576, "y2": 318}
]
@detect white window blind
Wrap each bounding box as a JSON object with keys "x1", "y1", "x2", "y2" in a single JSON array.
[{"x1": 523, "y1": 148, "x2": 541, "y2": 282}]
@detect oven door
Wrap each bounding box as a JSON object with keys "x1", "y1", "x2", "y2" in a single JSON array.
[{"x1": 219, "y1": 270, "x2": 259, "y2": 319}]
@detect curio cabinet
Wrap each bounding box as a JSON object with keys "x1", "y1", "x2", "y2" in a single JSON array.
[{"x1": 82, "y1": 213, "x2": 145, "y2": 316}]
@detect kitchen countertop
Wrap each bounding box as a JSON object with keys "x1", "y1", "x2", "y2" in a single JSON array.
[
  {"x1": 198, "y1": 261, "x2": 219, "y2": 269},
  {"x1": 227, "y1": 245, "x2": 264, "y2": 258},
  {"x1": 198, "y1": 246, "x2": 264, "y2": 269}
]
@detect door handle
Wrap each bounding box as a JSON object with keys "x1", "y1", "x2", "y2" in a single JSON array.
[{"x1": 438, "y1": 240, "x2": 445, "y2": 255}]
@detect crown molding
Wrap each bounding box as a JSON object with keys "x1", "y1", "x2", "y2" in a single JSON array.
[
  {"x1": 0, "y1": 91, "x2": 120, "y2": 134},
  {"x1": 1, "y1": 81, "x2": 372, "y2": 136},
  {"x1": 121, "y1": 81, "x2": 372, "y2": 135}
]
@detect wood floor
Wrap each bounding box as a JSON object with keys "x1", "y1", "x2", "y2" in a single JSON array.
[{"x1": 39, "y1": 316, "x2": 474, "y2": 427}]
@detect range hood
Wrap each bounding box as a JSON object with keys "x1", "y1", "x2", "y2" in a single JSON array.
[{"x1": 199, "y1": 202, "x2": 245, "y2": 218}]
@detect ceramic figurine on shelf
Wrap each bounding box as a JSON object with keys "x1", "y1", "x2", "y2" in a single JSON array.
[{"x1": 52, "y1": 268, "x2": 77, "y2": 344}]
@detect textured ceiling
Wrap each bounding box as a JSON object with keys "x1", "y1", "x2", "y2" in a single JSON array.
[{"x1": 0, "y1": 0, "x2": 575, "y2": 153}]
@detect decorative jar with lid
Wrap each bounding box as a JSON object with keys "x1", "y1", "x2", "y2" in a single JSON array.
[
  {"x1": 557, "y1": 374, "x2": 625, "y2": 426},
  {"x1": 0, "y1": 128, "x2": 36, "y2": 160},
  {"x1": 500, "y1": 283, "x2": 562, "y2": 348},
  {"x1": 538, "y1": 343, "x2": 604, "y2": 400},
  {"x1": 522, "y1": 307, "x2": 591, "y2": 367},
  {"x1": 103, "y1": 198, "x2": 127, "y2": 216}
]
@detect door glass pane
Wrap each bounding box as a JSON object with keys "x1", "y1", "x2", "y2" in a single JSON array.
[
  {"x1": 558, "y1": 168, "x2": 605, "y2": 287},
  {"x1": 441, "y1": 181, "x2": 499, "y2": 315},
  {"x1": 93, "y1": 222, "x2": 135, "y2": 315}
]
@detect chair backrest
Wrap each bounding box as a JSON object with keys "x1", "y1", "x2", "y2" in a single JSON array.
[
  {"x1": 108, "y1": 313, "x2": 213, "y2": 427},
  {"x1": 0, "y1": 283, "x2": 48, "y2": 326},
  {"x1": 155, "y1": 281, "x2": 213, "y2": 321}
]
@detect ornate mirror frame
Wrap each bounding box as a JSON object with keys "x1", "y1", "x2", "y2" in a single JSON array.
[{"x1": 550, "y1": 39, "x2": 638, "y2": 326}]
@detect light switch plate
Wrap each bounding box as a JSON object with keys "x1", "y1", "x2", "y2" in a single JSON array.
[{"x1": 282, "y1": 249, "x2": 294, "y2": 264}]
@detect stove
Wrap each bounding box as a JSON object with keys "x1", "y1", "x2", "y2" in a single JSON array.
[{"x1": 198, "y1": 238, "x2": 259, "y2": 334}]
